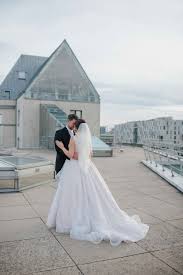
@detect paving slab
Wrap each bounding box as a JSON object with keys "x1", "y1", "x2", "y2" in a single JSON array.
[
  {"x1": 78, "y1": 252, "x2": 179, "y2": 275},
  {"x1": 32, "y1": 266, "x2": 82, "y2": 274},
  {"x1": 152, "y1": 245, "x2": 183, "y2": 274},
  {"x1": 151, "y1": 191, "x2": 183, "y2": 208},
  {"x1": 0, "y1": 193, "x2": 29, "y2": 207},
  {"x1": 31, "y1": 203, "x2": 51, "y2": 218},
  {"x1": 0, "y1": 205, "x2": 38, "y2": 221},
  {"x1": 137, "y1": 221, "x2": 183, "y2": 251},
  {"x1": 55, "y1": 233, "x2": 146, "y2": 265},
  {"x1": 131, "y1": 195, "x2": 183, "y2": 221},
  {"x1": 0, "y1": 218, "x2": 51, "y2": 242},
  {"x1": 124, "y1": 208, "x2": 162, "y2": 225},
  {"x1": 0, "y1": 236, "x2": 75, "y2": 275},
  {"x1": 167, "y1": 219, "x2": 183, "y2": 231},
  {"x1": 23, "y1": 184, "x2": 55, "y2": 204}
]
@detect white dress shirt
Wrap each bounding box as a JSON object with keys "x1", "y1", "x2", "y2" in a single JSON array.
[{"x1": 66, "y1": 125, "x2": 74, "y2": 138}]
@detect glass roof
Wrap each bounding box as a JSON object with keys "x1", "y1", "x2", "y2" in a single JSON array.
[{"x1": 91, "y1": 136, "x2": 111, "y2": 151}]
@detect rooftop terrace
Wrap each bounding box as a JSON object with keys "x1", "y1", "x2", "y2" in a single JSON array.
[{"x1": 0, "y1": 146, "x2": 183, "y2": 274}]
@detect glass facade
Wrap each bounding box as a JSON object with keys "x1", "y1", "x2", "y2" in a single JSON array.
[{"x1": 24, "y1": 44, "x2": 100, "y2": 103}]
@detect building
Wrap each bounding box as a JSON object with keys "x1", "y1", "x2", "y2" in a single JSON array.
[
  {"x1": 100, "y1": 126, "x2": 114, "y2": 146},
  {"x1": 114, "y1": 116, "x2": 183, "y2": 146},
  {"x1": 100, "y1": 126, "x2": 106, "y2": 135},
  {"x1": 0, "y1": 40, "x2": 100, "y2": 149}
]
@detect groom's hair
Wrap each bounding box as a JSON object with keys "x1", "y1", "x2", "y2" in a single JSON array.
[
  {"x1": 75, "y1": 119, "x2": 86, "y2": 129},
  {"x1": 67, "y1": 114, "x2": 78, "y2": 121}
]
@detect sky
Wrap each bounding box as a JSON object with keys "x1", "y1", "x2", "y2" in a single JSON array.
[{"x1": 0, "y1": 0, "x2": 183, "y2": 126}]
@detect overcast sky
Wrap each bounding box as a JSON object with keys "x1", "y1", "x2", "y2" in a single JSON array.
[{"x1": 0, "y1": 0, "x2": 183, "y2": 126}]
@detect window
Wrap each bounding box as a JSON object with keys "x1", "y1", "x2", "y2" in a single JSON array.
[
  {"x1": 70, "y1": 110, "x2": 82, "y2": 118},
  {"x1": 5, "y1": 91, "x2": 11, "y2": 99},
  {"x1": 18, "y1": 71, "x2": 26, "y2": 80}
]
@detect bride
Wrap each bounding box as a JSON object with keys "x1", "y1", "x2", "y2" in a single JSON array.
[{"x1": 46, "y1": 119, "x2": 149, "y2": 246}]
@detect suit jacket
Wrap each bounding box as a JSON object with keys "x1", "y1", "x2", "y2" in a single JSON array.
[{"x1": 54, "y1": 127, "x2": 71, "y2": 174}]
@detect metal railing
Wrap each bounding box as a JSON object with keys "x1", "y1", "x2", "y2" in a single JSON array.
[{"x1": 143, "y1": 139, "x2": 183, "y2": 177}]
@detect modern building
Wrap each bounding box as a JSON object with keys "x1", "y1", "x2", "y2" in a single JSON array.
[
  {"x1": 0, "y1": 39, "x2": 100, "y2": 149},
  {"x1": 114, "y1": 116, "x2": 183, "y2": 146},
  {"x1": 100, "y1": 126, "x2": 107, "y2": 135}
]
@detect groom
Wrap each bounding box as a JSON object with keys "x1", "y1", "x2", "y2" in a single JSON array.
[{"x1": 54, "y1": 113, "x2": 78, "y2": 176}]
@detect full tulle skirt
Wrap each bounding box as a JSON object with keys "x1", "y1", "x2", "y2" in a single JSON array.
[{"x1": 46, "y1": 159, "x2": 149, "y2": 246}]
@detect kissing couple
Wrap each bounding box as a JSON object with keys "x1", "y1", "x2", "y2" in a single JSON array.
[{"x1": 46, "y1": 114, "x2": 149, "y2": 246}]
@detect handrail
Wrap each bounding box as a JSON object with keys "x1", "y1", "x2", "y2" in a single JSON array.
[{"x1": 143, "y1": 141, "x2": 183, "y2": 176}]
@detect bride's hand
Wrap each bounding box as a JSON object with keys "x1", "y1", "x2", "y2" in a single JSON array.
[{"x1": 73, "y1": 152, "x2": 78, "y2": 160}]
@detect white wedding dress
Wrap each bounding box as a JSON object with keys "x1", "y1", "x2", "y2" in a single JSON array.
[{"x1": 46, "y1": 124, "x2": 149, "y2": 246}]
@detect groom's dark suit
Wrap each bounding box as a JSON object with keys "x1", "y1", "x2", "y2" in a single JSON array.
[{"x1": 54, "y1": 127, "x2": 71, "y2": 174}]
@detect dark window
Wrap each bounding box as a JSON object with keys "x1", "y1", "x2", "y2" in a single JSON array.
[
  {"x1": 70, "y1": 110, "x2": 82, "y2": 118},
  {"x1": 5, "y1": 91, "x2": 11, "y2": 99}
]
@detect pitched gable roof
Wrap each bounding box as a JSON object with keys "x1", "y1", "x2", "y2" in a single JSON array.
[
  {"x1": 0, "y1": 40, "x2": 100, "y2": 102},
  {"x1": 22, "y1": 39, "x2": 99, "y2": 102},
  {"x1": 0, "y1": 55, "x2": 47, "y2": 99}
]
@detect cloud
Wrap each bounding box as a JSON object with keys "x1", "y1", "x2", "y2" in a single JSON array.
[
  {"x1": 100, "y1": 103, "x2": 183, "y2": 126},
  {"x1": 0, "y1": 0, "x2": 183, "y2": 124}
]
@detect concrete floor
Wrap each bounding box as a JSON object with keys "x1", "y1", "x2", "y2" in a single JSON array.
[{"x1": 0, "y1": 146, "x2": 183, "y2": 275}]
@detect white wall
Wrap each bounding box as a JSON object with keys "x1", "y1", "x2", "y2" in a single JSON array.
[
  {"x1": 0, "y1": 100, "x2": 16, "y2": 148},
  {"x1": 17, "y1": 97, "x2": 100, "y2": 148}
]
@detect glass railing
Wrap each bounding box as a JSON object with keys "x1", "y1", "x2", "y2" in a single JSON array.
[
  {"x1": 46, "y1": 105, "x2": 68, "y2": 126},
  {"x1": 143, "y1": 140, "x2": 183, "y2": 176}
]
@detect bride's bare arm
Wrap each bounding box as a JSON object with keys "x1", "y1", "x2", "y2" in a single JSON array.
[{"x1": 57, "y1": 138, "x2": 75, "y2": 159}]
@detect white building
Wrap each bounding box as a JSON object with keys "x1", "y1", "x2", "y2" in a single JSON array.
[
  {"x1": 0, "y1": 40, "x2": 100, "y2": 149},
  {"x1": 114, "y1": 116, "x2": 183, "y2": 146}
]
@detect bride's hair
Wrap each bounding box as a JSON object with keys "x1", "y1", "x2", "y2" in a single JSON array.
[{"x1": 75, "y1": 119, "x2": 86, "y2": 130}]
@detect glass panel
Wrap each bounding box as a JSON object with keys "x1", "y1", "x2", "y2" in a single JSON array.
[
  {"x1": 0, "y1": 156, "x2": 54, "y2": 192},
  {"x1": 24, "y1": 43, "x2": 99, "y2": 103}
]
